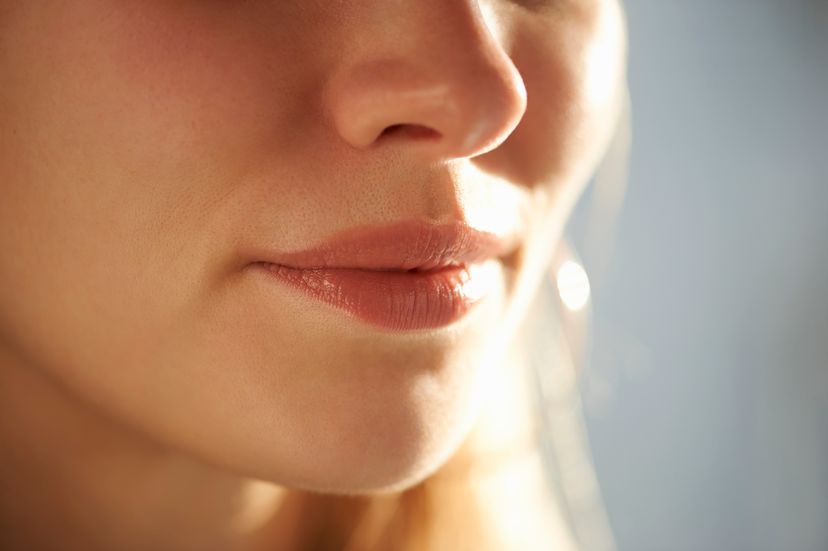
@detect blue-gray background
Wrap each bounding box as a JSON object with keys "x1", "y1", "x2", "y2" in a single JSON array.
[{"x1": 567, "y1": 2, "x2": 828, "y2": 550}]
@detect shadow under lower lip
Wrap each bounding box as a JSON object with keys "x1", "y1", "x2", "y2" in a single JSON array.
[{"x1": 259, "y1": 263, "x2": 493, "y2": 331}]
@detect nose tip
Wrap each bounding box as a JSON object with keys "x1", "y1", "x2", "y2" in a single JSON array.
[{"x1": 325, "y1": 54, "x2": 527, "y2": 160}]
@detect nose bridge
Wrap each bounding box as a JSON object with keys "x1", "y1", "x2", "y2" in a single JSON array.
[{"x1": 323, "y1": 1, "x2": 527, "y2": 161}]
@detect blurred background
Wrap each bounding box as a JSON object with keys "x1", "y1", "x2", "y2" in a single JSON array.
[{"x1": 565, "y1": 1, "x2": 828, "y2": 550}]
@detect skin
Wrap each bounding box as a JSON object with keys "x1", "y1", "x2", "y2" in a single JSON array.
[{"x1": 0, "y1": 1, "x2": 626, "y2": 549}]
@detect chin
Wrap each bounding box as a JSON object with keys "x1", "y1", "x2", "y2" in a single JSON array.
[
  {"x1": 249, "y1": 371, "x2": 486, "y2": 496},
  {"x1": 196, "y1": 346, "x2": 491, "y2": 497},
  {"x1": 123, "y1": 272, "x2": 506, "y2": 498}
]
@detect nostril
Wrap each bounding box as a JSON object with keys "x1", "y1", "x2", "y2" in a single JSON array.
[{"x1": 379, "y1": 124, "x2": 442, "y2": 141}]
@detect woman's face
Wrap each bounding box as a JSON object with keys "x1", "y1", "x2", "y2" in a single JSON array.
[{"x1": 0, "y1": 1, "x2": 625, "y2": 492}]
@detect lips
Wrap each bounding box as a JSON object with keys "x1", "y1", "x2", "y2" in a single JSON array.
[
  {"x1": 256, "y1": 220, "x2": 515, "y2": 271},
  {"x1": 250, "y1": 220, "x2": 515, "y2": 331}
]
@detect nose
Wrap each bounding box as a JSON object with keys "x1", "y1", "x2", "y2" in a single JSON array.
[{"x1": 323, "y1": 3, "x2": 527, "y2": 161}]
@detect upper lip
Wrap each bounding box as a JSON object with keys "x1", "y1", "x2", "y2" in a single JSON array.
[{"x1": 254, "y1": 220, "x2": 518, "y2": 271}]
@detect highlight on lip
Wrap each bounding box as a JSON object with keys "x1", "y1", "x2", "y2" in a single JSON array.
[
  {"x1": 248, "y1": 220, "x2": 512, "y2": 331},
  {"x1": 259, "y1": 260, "x2": 501, "y2": 331}
]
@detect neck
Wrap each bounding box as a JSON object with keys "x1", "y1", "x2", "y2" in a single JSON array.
[{"x1": 0, "y1": 347, "x2": 291, "y2": 551}]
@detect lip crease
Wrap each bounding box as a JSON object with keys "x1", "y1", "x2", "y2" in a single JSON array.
[{"x1": 249, "y1": 220, "x2": 517, "y2": 331}]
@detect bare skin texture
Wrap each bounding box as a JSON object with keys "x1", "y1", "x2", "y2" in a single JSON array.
[{"x1": 0, "y1": 1, "x2": 626, "y2": 550}]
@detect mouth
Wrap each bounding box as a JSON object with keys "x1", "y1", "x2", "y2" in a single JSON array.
[{"x1": 248, "y1": 220, "x2": 517, "y2": 331}]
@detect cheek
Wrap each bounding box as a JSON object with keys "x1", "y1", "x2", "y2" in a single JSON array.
[
  {"x1": 0, "y1": 3, "x2": 309, "y2": 341},
  {"x1": 469, "y1": 3, "x2": 626, "y2": 334},
  {"x1": 0, "y1": 5, "x2": 294, "y2": 416},
  {"x1": 480, "y1": 6, "x2": 626, "y2": 197}
]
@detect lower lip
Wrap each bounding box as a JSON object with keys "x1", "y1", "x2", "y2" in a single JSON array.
[{"x1": 256, "y1": 261, "x2": 499, "y2": 331}]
